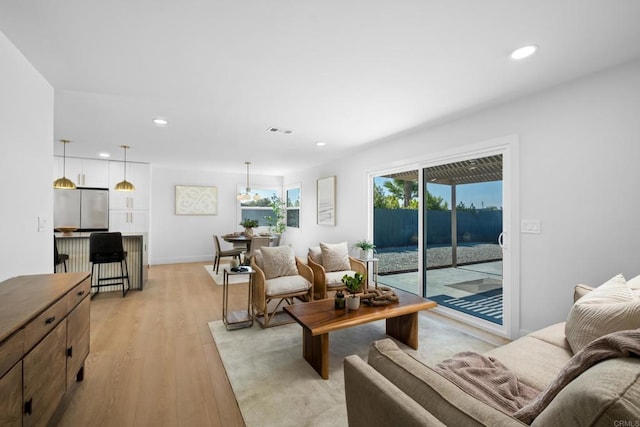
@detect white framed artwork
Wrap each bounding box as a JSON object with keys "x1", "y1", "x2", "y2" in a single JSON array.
[
  {"x1": 175, "y1": 185, "x2": 218, "y2": 215},
  {"x1": 317, "y1": 176, "x2": 335, "y2": 225}
]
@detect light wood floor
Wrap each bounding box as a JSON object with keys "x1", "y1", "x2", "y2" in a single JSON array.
[{"x1": 56, "y1": 262, "x2": 246, "y2": 427}]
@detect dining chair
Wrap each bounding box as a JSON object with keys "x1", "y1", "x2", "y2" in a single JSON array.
[
  {"x1": 213, "y1": 235, "x2": 243, "y2": 274},
  {"x1": 244, "y1": 236, "x2": 270, "y2": 265}
]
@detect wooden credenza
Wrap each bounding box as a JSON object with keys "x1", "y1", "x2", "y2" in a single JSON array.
[{"x1": 0, "y1": 272, "x2": 90, "y2": 427}]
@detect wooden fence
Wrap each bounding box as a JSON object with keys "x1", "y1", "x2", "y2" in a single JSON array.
[{"x1": 373, "y1": 208, "x2": 502, "y2": 248}]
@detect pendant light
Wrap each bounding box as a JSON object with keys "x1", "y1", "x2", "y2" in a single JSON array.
[
  {"x1": 237, "y1": 161, "x2": 261, "y2": 201},
  {"x1": 53, "y1": 139, "x2": 77, "y2": 189},
  {"x1": 114, "y1": 145, "x2": 135, "y2": 191}
]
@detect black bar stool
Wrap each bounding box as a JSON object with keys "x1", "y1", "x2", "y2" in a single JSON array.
[
  {"x1": 89, "y1": 232, "x2": 130, "y2": 297},
  {"x1": 54, "y1": 237, "x2": 69, "y2": 273}
]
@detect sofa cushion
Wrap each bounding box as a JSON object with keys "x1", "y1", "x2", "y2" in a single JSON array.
[
  {"x1": 573, "y1": 284, "x2": 594, "y2": 302},
  {"x1": 531, "y1": 358, "x2": 640, "y2": 426},
  {"x1": 485, "y1": 335, "x2": 572, "y2": 391},
  {"x1": 260, "y1": 246, "x2": 298, "y2": 279},
  {"x1": 367, "y1": 339, "x2": 521, "y2": 426},
  {"x1": 527, "y1": 322, "x2": 572, "y2": 352},
  {"x1": 320, "y1": 241, "x2": 351, "y2": 272},
  {"x1": 264, "y1": 275, "x2": 311, "y2": 297},
  {"x1": 565, "y1": 274, "x2": 640, "y2": 353}
]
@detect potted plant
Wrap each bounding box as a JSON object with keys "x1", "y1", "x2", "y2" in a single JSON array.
[
  {"x1": 353, "y1": 240, "x2": 376, "y2": 260},
  {"x1": 239, "y1": 218, "x2": 259, "y2": 236},
  {"x1": 342, "y1": 272, "x2": 365, "y2": 310},
  {"x1": 263, "y1": 194, "x2": 287, "y2": 235}
]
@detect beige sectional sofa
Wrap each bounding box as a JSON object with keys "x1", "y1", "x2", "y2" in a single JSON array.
[{"x1": 344, "y1": 283, "x2": 640, "y2": 426}]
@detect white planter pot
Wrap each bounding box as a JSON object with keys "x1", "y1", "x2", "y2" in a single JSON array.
[
  {"x1": 346, "y1": 295, "x2": 360, "y2": 310},
  {"x1": 361, "y1": 249, "x2": 374, "y2": 260}
]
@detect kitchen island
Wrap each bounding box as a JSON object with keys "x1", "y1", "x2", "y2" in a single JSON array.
[{"x1": 54, "y1": 232, "x2": 148, "y2": 291}]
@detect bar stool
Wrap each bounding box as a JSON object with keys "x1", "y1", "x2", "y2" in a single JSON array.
[
  {"x1": 89, "y1": 232, "x2": 130, "y2": 297},
  {"x1": 54, "y1": 238, "x2": 69, "y2": 273}
]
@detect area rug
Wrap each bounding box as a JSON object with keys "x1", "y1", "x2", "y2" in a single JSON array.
[
  {"x1": 429, "y1": 288, "x2": 503, "y2": 324},
  {"x1": 209, "y1": 313, "x2": 496, "y2": 427},
  {"x1": 204, "y1": 265, "x2": 249, "y2": 285}
]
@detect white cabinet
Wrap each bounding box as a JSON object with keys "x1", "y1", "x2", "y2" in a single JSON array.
[
  {"x1": 108, "y1": 161, "x2": 150, "y2": 233},
  {"x1": 109, "y1": 162, "x2": 150, "y2": 210},
  {"x1": 109, "y1": 210, "x2": 148, "y2": 233},
  {"x1": 54, "y1": 156, "x2": 109, "y2": 188}
]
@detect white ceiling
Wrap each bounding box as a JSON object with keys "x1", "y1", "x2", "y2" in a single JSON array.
[{"x1": 2, "y1": 1, "x2": 640, "y2": 175}]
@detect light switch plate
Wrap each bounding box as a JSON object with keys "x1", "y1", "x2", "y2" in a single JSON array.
[
  {"x1": 38, "y1": 216, "x2": 47, "y2": 232},
  {"x1": 521, "y1": 219, "x2": 541, "y2": 234}
]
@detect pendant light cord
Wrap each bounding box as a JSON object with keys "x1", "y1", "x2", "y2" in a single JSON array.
[
  {"x1": 246, "y1": 162, "x2": 250, "y2": 191},
  {"x1": 62, "y1": 141, "x2": 67, "y2": 177}
]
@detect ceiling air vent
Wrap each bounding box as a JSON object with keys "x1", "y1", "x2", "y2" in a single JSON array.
[{"x1": 267, "y1": 127, "x2": 294, "y2": 134}]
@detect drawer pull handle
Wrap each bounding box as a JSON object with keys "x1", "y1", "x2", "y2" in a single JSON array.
[
  {"x1": 24, "y1": 398, "x2": 32, "y2": 415},
  {"x1": 77, "y1": 290, "x2": 85, "y2": 297},
  {"x1": 67, "y1": 346, "x2": 73, "y2": 358},
  {"x1": 45, "y1": 316, "x2": 56, "y2": 325}
]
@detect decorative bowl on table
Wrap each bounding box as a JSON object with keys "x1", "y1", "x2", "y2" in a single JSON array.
[
  {"x1": 259, "y1": 232, "x2": 271, "y2": 236},
  {"x1": 56, "y1": 226, "x2": 78, "y2": 236}
]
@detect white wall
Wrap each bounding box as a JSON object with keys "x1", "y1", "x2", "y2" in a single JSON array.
[
  {"x1": 149, "y1": 165, "x2": 282, "y2": 264},
  {"x1": 285, "y1": 58, "x2": 640, "y2": 335},
  {"x1": 0, "y1": 31, "x2": 54, "y2": 281}
]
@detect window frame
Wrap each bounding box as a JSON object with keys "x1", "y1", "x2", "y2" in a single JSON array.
[
  {"x1": 285, "y1": 185, "x2": 301, "y2": 228},
  {"x1": 236, "y1": 185, "x2": 281, "y2": 229}
]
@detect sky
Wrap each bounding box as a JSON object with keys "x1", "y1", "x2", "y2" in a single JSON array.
[
  {"x1": 428, "y1": 181, "x2": 502, "y2": 209},
  {"x1": 375, "y1": 177, "x2": 502, "y2": 209}
]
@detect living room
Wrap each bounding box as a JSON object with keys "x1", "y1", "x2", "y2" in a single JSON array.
[{"x1": 2, "y1": 2, "x2": 640, "y2": 426}]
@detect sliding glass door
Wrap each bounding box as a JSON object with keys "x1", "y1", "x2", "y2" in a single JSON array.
[
  {"x1": 372, "y1": 170, "x2": 420, "y2": 294},
  {"x1": 423, "y1": 155, "x2": 504, "y2": 325}
]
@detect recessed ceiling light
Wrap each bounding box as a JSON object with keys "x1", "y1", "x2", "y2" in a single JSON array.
[
  {"x1": 510, "y1": 44, "x2": 538, "y2": 60},
  {"x1": 316, "y1": 141, "x2": 326, "y2": 147},
  {"x1": 99, "y1": 152, "x2": 110, "y2": 158},
  {"x1": 153, "y1": 118, "x2": 168, "y2": 126}
]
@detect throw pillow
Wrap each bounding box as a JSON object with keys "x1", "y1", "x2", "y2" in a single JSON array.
[
  {"x1": 320, "y1": 241, "x2": 350, "y2": 272},
  {"x1": 565, "y1": 274, "x2": 640, "y2": 353},
  {"x1": 260, "y1": 246, "x2": 298, "y2": 280},
  {"x1": 627, "y1": 274, "x2": 640, "y2": 290},
  {"x1": 308, "y1": 246, "x2": 323, "y2": 265}
]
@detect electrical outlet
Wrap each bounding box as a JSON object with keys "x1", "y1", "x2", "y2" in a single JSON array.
[{"x1": 521, "y1": 219, "x2": 541, "y2": 234}]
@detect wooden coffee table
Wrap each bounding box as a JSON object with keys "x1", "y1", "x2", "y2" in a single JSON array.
[{"x1": 283, "y1": 288, "x2": 437, "y2": 379}]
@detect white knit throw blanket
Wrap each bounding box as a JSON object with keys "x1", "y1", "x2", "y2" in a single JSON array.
[{"x1": 435, "y1": 329, "x2": 640, "y2": 424}]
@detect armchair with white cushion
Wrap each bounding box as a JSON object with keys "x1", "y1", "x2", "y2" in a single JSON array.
[
  {"x1": 251, "y1": 245, "x2": 313, "y2": 327},
  {"x1": 307, "y1": 242, "x2": 367, "y2": 300}
]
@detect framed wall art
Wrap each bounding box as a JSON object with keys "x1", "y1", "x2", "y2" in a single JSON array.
[
  {"x1": 317, "y1": 176, "x2": 335, "y2": 225},
  {"x1": 175, "y1": 185, "x2": 218, "y2": 215}
]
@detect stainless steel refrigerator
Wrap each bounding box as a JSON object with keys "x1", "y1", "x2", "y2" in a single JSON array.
[{"x1": 54, "y1": 188, "x2": 109, "y2": 231}]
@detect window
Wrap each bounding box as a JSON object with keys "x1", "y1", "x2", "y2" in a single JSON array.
[
  {"x1": 286, "y1": 187, "x2": 300, "y2": 228},
  {"x1": 238, "y1": 187, "x2": 279, "y2": 227}
]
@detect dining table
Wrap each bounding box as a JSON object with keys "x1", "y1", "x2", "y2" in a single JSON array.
[{"x1": 222, "y1": 233, "x2": 279, "y2": 249}]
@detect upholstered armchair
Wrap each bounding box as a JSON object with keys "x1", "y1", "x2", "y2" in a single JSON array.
[
  {"x1": 307, "y1": 242, "x2": 367, "y2": 300},
  {"x1": 251, "y1": 246, "x2": 313, "y2": 327}
]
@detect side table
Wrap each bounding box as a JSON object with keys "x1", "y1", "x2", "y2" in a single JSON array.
[
  {"x1": 358, "y1": 258, "x2": 379, "y2": 289},
  {"x1": 222, "y1": 266, "x2": 255, "y2": 330}
]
